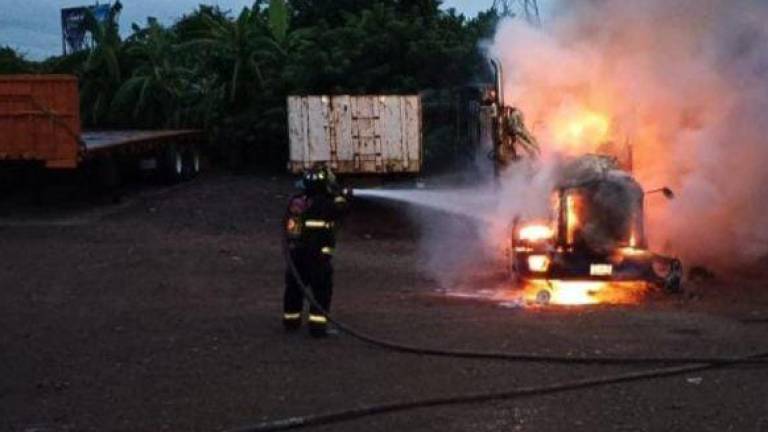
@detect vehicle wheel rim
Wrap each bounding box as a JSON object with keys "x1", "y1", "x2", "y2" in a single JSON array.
[{"x1": 536, "y1": 289, "x2": 551, "y2": 305}]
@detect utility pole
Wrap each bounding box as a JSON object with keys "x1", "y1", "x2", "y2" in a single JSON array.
[
  {"x1": 492, "y1": 0, "x2": 541, "y2": 25},
  {"x1": 521, "y1": 0, "x2": 541, "y2": 26},
  {"x1": 492, "y1": 0, "x2": 513, "y2": 17}
]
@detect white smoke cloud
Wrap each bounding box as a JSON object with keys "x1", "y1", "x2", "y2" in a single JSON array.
[{"x1": 489, "y1": 0, "x2": 768, "y2": 269}]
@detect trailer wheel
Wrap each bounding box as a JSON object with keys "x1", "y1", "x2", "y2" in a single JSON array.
[
  {"x1": 160, "y1": 146, "x2": 184, "y2": 184},
  {"x1": 182, "y1": 147, "x2": 201, "y2": 180}
]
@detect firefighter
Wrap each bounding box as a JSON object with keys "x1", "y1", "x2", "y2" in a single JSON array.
[{"x1": 282, "y1": 166, "x2": 351, "y2": 337}]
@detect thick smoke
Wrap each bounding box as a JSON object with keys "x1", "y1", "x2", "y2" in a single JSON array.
[{"x1": 489, "y1": 0, "x2": 768, "y2": 268}]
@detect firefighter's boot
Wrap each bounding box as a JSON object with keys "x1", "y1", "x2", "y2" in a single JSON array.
[
  {"x1": 283, "y1": 312, "x2": 302, "y2": 332},
  {"x1": 308, "y1": 314, "x2": 328, "y2": 338}
]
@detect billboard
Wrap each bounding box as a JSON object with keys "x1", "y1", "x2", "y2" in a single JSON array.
[{"x1": 61, "y1": 3, "x2": 113, "y2": 55}]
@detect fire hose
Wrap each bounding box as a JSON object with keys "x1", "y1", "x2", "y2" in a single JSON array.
[
  {"x1": 224, "y1": 239, "x2": 768, "y2": 432},
  {"x1": 280, "y1": 239, "x2": 766, "y2": 366},
  {"x1": 229, "y1": 354, "x2": 766, "y2": 432}
]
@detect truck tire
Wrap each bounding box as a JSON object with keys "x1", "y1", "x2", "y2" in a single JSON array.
[
  {"x1": 182, "y1": 146, "x2": 201, "y2": 180},
  {"x1": 160, "y1": 145, "x2": 184, "y2": 184}
]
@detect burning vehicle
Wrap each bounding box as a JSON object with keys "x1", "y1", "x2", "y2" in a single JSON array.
[{"x1": 508, "y1": 154, "x2": 682, "y2": 305}]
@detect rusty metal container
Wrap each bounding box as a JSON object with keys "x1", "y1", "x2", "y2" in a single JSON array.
[
  {"x1": 0, "y1": 75, "x2": 81, "y2": 168},
  {"x1": 287, "y1": 95, "x2": 422, "y2": 175}
]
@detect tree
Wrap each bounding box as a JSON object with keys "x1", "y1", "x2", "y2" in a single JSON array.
[
  {"x1": 290, "y1": 0, "x2": 373, "y2": 27},
  {"x1": 193, "y1": 4, "x2": 266, "y2": 106},
  {"x1": 112, "y1": 19, "x2": 226, "y2": 128},
  {"x1": 111, "y1": 20, "x2": 186, "y2": 126},
  {"x1": 173, "y1": 5, "x2": 230, "y2": 43},
  {"x1": 0, "y1": 46, "x2": 33, "y2": 74},
  {"x1": 15, "y1": 0, "x2": 501, "y2": 169},
  {"x1": 80, "y1": 1, "x2": 125, "y2": 126}
]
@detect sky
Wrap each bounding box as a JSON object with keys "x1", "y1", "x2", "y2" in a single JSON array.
[{"x1": 0, "y1": 0, "x2": 495, "y2": 60}]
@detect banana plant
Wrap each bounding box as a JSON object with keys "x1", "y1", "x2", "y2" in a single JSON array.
[
  {"x1": 111, "y1": 20, "x2": 189, "y2": 127},
  {"x1": 80, "y1": 0, "x2": 124, "y2": 126}
]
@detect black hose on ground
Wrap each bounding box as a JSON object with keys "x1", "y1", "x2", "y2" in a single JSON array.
[
  {"x1": 225, "y1": 240, "x2": 768, "y2": 432},
  {"x1": 229, "y1": 351, "x2": 767, "y2": 432},
  {"x1": 281, "y1": 238, "x2": 767, "y2": 366}
]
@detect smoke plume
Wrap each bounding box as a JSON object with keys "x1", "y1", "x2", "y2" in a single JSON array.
[{"x1": 489, "y1": 0, "x2": 768, "y2": 268}]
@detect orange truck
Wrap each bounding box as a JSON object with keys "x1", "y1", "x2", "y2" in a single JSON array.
[{"x1": 0, "y1": 75, "x2": 202, "y2": 184}]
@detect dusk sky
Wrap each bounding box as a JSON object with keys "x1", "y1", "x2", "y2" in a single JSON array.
[{"x1": 0, "y1": 0, "x2": 495, "y2": 60}]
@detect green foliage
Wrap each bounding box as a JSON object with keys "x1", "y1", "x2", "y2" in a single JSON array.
[
  {"x1": 268, "y1": 0, "x2": 289, "y2": 43},
  {"x1": 193, "y1": 5, "x2": 267, "y2": 106},
  {"x1": 22, "y1": 0, "x2": 501, "y2": 170},
  {"x1": 112, "y1": 20, "x2": 191, "y2": 127},
  {"x1": 0, "y1": 46, "x2": 34, "y2": 74},
  {"x1": 79, "y1": 1, "x2": 125, "y2": 125}
]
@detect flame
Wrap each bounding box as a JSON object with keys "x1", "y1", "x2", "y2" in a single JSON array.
[
  {"x1": 618, "y1": 246, "x2": 650, "y2": 257},
  {"x1": 566, "y1": 194, "x2": 578, "y2": 245},
  {"x1": 551, "y1": 110, "x2": 612, "y2": 155},
  {"x1": 519, "y1": 224, "x2": 554, "y2": 242},
  {"x1": 527, "y1": 255, "x2": 550, "y2": 272},
  {"x1": 523, "y1": 279, "x2": 647, "y2": 306}
]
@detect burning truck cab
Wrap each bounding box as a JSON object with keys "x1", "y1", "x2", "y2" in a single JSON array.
[{"x1": 509, "y1": 155, "x2": 682, "y2": 305}]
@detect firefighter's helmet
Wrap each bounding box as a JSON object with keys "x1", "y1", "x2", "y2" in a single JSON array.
[{"x1": 301, "y1": 166, "x2": 336, "y2": 195}]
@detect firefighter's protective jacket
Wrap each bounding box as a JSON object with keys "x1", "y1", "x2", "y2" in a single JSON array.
[{"x1": 284, "y1": 191, "x2": 348, "y2": 257}]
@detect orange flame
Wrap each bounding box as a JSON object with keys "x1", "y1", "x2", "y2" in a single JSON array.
[
  {"x1": 566, "y1": 194, "x2": 579, "y2": 245},
  {"x1": 550, "y1": 110, "x2": 612, "y2": 155},
  {"x1": 523, "y1": 279, "x2": 648, "y2": 306},
  {"x1": 519, "y1": 224, "x2": 554, "y2": 242}
]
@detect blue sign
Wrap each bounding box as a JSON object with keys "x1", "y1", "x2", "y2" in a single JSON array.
[{"x1": 61, "y1": 3, "x2": 114, "y2": 55}]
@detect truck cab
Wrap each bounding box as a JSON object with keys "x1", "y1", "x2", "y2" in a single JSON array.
[{"x1": 508, "y1": 155, "x2": 682, "y2": 303}]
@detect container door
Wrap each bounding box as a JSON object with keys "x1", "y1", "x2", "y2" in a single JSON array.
[
  {"x1": 288, "y1": 96, "x2": 332, "y2": 172},
  {"x1": 403, "y1": 96, "x2": 422, "y2": 172},
  {"x1": 351, "y1": 96, "x2": 382, "y2": 172},
  {"x1": 377, "y1": 95, "x2": 422, "y2": 173},
  {"x1": 330, "y1": 95, "x2": 353, "y2": 172},
  {"x1": 378, "y1": 96, "x2": 404, "y2": 172},
  {"x1": 306, "y1": 96, "x2": 331, "y2": 166}
]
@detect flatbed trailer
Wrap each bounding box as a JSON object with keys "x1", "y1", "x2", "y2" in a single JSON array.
[
  {"x1": 83, "y1": 130, "x2": 201, "y2": 153},
  {"x1": 0, "y1": 75, "x2": 203, "y2": 185},
  {"x1": 81, "y1": 130, "x2": 203, "y2": 183}
]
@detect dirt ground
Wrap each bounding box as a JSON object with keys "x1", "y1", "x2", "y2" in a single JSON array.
[{"x1": 2, "y1": 172, "x2": 768, "y2": 432}]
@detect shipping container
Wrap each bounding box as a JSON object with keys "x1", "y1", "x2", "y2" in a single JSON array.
[
  {"x1": 287, "y1": 95, "x2": 422, "y2": 175},
  {"x1": 0, "y1": 75, "x2": 81, "y2": 168}
]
